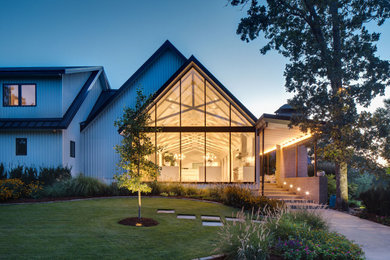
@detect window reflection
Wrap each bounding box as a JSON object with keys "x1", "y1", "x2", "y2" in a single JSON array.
[
  {"x1": 157, "y1": 133, "x2": 180, "y2": 182},
  {"x1": 232, "y1": 133, "x2": 255, "y2": 182},
  {"x1": 3, "y1": 84, "x2": 36, "y2": 106},
  {"x1": 3, "y1": 85, "x2": 19, "y2": 106}
]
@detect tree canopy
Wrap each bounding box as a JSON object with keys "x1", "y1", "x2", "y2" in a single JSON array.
[{"x1": 230, "y1": 0, "x2": 390, "y2": 209}]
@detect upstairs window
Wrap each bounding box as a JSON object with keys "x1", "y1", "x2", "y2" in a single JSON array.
[
  {"x1": 16, "y1": 138, "x2": 27, "y2": 156},
  {"x1": 3, "y1": 84, "x2": 36, "y2": 106},
  {"x1": 70, "y1": 141, "x2": 75, "y2": 158}
]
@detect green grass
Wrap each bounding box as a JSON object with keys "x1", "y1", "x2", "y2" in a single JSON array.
[{"x1": 0, "y1": 197, "x2": 238, "y2": 259}]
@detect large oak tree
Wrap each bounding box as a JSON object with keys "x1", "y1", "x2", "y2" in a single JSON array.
[{"x1": 230, "y1": 0, "x2": 390, "y2": 209}]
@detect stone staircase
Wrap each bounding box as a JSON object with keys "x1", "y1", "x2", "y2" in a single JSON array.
[{"x1": 254, "y1": 183, "x2": 323, "y2": 209}]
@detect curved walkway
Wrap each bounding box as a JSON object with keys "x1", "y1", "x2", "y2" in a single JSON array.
[{"x1": 320, "y1": 209, "x2": 390, "y2": 260}]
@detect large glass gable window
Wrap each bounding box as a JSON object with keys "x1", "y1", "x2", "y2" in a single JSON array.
[{"x1": 148, "y1": 67, "x2": 255, "y2": 183}]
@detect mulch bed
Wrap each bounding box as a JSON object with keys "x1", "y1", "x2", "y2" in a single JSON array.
[{"x1": 118, "y1": 217, "x2": 159, "y2": 227}]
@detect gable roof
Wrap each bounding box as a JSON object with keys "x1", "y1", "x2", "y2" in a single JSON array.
[
  {"x1": 0, "y1": 68, "x2": 105, "y2": 130},
  {"x1": 148, "y1": 55, "x2": 257, "y2": 125},
  {"x1": 80, "y1": 40, "x2": 187, "y2": 130}
]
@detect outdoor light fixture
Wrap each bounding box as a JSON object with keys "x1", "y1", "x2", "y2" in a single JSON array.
[
  {"x1": 290, "y1": 184, "x2": 293, "y2": 188},
  {"x1": 297, "y1": 187, "x2": 301, "y2": 191},
  {"x1": 305, "y1": 191, "x2": 310, "y2": 195}
]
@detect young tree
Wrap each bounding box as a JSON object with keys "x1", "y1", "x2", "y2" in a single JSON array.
[
  {"x1": 229, "y1": 0, "x2": 390, "y2": 210},
  {"x1": 114, "y1": 88, "x2": 160, "y2": 220}
]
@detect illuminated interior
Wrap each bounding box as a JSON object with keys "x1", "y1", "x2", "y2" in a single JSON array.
[{"x1": 147, "y1": 67, "x2": 255, "y2": 183}]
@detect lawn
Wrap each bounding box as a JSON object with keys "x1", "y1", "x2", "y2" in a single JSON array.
[{"x1": 0, "y1": 197, "x2": 238, "y2": 259}]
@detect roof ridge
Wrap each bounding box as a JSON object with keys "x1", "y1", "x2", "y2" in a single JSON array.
[{"x1": 80, "y1": 40, "x2": 187, "y2": 130}]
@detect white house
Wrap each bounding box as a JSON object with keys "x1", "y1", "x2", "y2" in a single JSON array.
[{"x1": 0, "y1": 41, "x2": 327, "y2": 203}]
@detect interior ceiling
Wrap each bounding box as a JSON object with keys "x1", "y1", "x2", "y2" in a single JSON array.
[
  {"x1": 152, "y1": 68, "x2": 251, "y2": 127},
  {"x1": 156, "y1": 132, "x2": 251, "y2": 156},
  {"x1": 263, "y1": 122, "x2": 311, "y2": 152}
]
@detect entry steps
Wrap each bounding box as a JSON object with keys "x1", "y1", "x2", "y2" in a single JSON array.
[{"x1": 252, "y1": 183, "x2": 324, "y2": 209}]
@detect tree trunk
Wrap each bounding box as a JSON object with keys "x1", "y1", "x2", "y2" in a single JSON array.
[
  {"x1": 138, "y1": 190, "x2": 141, "y2": 220},
  {"x1": 335, "y1": 162, "x2": 349, "y2": 210}
]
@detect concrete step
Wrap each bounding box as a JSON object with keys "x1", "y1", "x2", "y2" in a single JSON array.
[
  {"x1": 286, "y1": 202, "x2": 326, "y2": 209},
  {"x1": 263, "y1": 190, "x2": 291, "y2": 194},
  {"x1": 279, "y1": 198, "x2": 314, "y2": 203},
  {"x1": 266, "y1": 195, "x2": 305, "y2": 200}
]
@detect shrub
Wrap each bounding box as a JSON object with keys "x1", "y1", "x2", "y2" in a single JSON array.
[
  {"x1": 0, "y1": 179, "x2": 40, "y2": 201},
  {"x1": 215, "y1": 211, "x2": 271, "y2": 259},
  {"x1": 9, "y1": 166, "x2": 24, "y2": 179},
  {"x1": 360, "y1": 187, "x2": 390, "y2": 216},
  {"x1": 216, "y1": 207, "x2": 364, "y2": 260},
  {"x1": 42, "y1": 174, "x2": 108, "y2": 197},
  {"x1": 0, "y1": 163, "x2": 6, "y2": 180},
  {"x1": 287, "y1": 208, "x2": 328, "y2": 231},
  {"x1": 276, "y1": 229, "x2": 364, "y2": 260},
  {"x1": 22, "y1": 167, "x2": 38, "y2": 184},
  {"x1": 221, "y1": 185, "x2": 284, "y2": 214},
  {"x1": 39, "y1": 166, "x2": 71, "y2": 186}
]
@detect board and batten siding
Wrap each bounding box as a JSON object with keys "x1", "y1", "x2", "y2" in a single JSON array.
[
  {"x1": 0, "y1": 77, "x2": 62, "y2": 118},
  {"x1": 82, "y1": 49, "x2": 185, "y2": 182},
  {"x1": 0, "y1": 130, "x2": 62, "y2": 171},
  {"x1": 62, "y1": 71, "x2": 104, "y2": 175},
  {"x1": 62, "y1": 72, "x2": 92, "y2": 116}
]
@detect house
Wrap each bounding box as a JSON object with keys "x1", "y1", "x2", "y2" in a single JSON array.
[{"x1": 0, "y1": 40, "x2": 327, "y2": 203}]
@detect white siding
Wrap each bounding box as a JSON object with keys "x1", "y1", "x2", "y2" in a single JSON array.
[
  {"x1": 0, "y1": 130, "x2": 62, "y2": 170},
  {"x1": 62, "y1": 72, "x2": 104, "y2": 175},
  {"x1": 0, "y1": 77, "x2": 62, "y2": 118},
  {"x1": 62, "y1": 72, "x2": 92, "y2": 115},
  {"x1": 82, "y1": 49, "x2": 185, "y2": 182}
]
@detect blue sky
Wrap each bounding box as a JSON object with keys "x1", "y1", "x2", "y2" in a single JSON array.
[{"x1": 0, "y1": 0, "x2": 389, "y2": 117}]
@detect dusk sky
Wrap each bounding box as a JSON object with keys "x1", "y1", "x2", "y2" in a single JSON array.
[{"x1": 1, "y1": 0, "x2": 389, "y2": 117}]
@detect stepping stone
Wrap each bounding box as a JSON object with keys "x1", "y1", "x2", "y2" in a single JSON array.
[
  {"x1": 201, "y1": 215, "x2": 220, "y2": 221},
  {"x1": 225, "y1": 217, "x2": 244, "y2": 222},
  {"x1": 177, "y1": 214, "x2": 196, "y2": 220},
  {"x1": 157, "y1": 209, "x2": 175, "y2": 214},
  {"x1": 202, "y1": 221, "x2": 223, "y2": 227}
]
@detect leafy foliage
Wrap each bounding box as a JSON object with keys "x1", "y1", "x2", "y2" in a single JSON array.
[
  {"x1": 229, "y1": 0, "x2": 390, "y2": 209},
  {"x1": 114, "y1": 88, "x2": 160, "y2": 194},
  {"x1": 0, "y1": 179, "x2": 42, "y2": 201},
  {"x1": 216, "y1": 207, "x2": 363, "y2": 259},
  {"x1": 0, "y1": 163, "x2": 6, "y2": 180},
  {"x1": 360, "y1": 186, "x2": 390, "y2": 216}
]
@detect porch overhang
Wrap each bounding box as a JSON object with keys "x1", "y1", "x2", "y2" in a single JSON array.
[{"x1": 256, "y1": 113, "x2": 313, "y2": 154}]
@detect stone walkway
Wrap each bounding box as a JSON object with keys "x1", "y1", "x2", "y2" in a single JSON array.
[{"x1": 319, "y1": 209, "x2": 390, "y2": 260}]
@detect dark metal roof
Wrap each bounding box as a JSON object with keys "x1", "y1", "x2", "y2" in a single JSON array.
[
  {"x1": 0, "y1": 66, "x2": 103, "y2": 76},
  {"x1": 80, "y1": 40, "x2": 187, "y2": 130},
  {"x1": 275, "y1": 104, "x2": 297, "y2": 117},
  {"x1": 81, "y1": 42, "x2": 257, "y2": 130},
  {"x1": 0, "y1": 70, "x2": 101, "y2": 130}
]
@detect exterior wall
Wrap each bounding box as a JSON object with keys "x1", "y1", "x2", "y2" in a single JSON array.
[
  {"x1": 82, "y1": 49, "x2": 185, "y2": 182},
  {"x1": 280, "y1": 144, "x2": 308, "y2": 178},
  {"x1": 62, "y1": 72, "x2": 103, "y2": 175},
  {"x1": 0, "y1": 76, "x2": 62, "y2": 118},
  {"x1": 0, "y1": 130, "x2": 62, "y2": 170},
  {"x1": 62, "y1": 72, "x2": 92, "y2": 115}
]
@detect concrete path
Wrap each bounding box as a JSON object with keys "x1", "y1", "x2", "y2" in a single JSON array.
[{"x1": 320, "y1": 209, "x2": 390, "y2": 260}]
